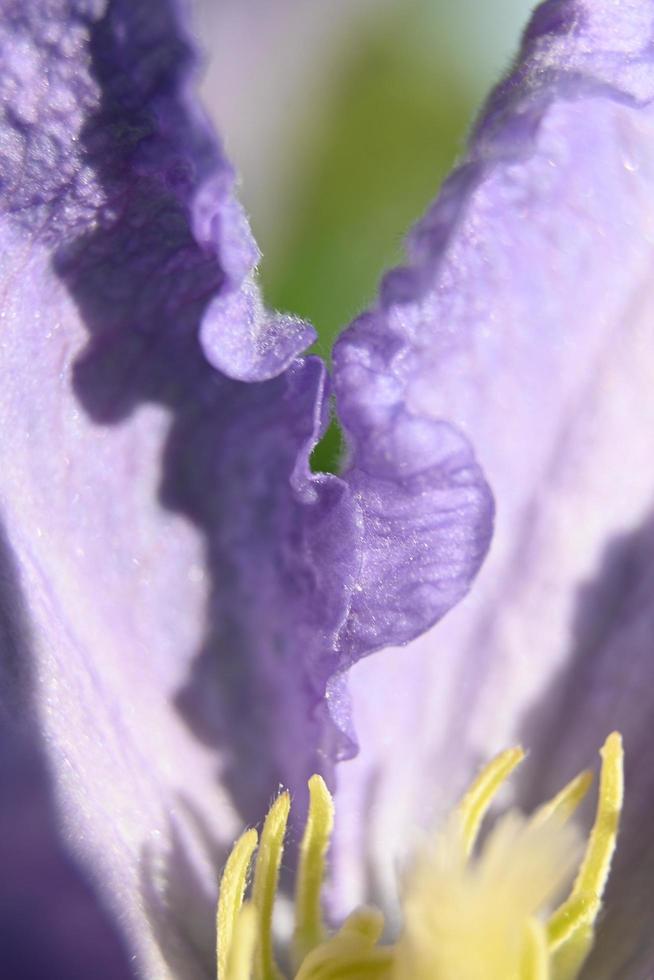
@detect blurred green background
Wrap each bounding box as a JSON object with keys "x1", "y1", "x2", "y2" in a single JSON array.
[
  {"x1": 199, "y1": 0, "x2": 536, "y2": 465},
  {"x1": 263, "y1": 4, "x2": 470, "y2": 361}
]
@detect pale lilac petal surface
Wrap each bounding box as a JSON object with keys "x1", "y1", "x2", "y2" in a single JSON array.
[
  {"x1": 0, "y1": 0, "x2": 494, "y2": 973},
  {"x1": 0, "y1": 544, "x2": 135, "y2": 980},
  {"x1": 0, "y1": 0, "x2": 319, "y2": 973},
  {"x1": 334, "y1": 333, "x2": 493, "y2": 660},
  {"x1": 0, "y1": 727, "x2": 136, "y2": 980},
  {"x1": 333, "y1": 4, "x2": 654, "y2": 976}
]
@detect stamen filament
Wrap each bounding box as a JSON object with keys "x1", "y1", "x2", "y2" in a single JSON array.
[
  {"x1": 550, "y1": 924, "x2": 594, "y2": 980},
  {"x1": 530, "y1": 770, "x2": 593, "y2": 829},
  {"x1": 294, "y1": 775, "x2": 335, "y2": 967},
  {"x1": 295, "y1": 943, "x2": 393, "y2": 980},
  {"x1": 217, "y1": 828, "x2": 258, "y2": 980},
  {"x1": 226, "y1": 904, "x2": 257, "y2": 980},
  {"x1": 523, "y1": 919, "x2": 549, "y2": 980},
  {"x1": 252, "y1": 792, "x2": 291, "y2": 980},
  {"x1": 296, "y1": 907, "x2": 390, "y2": 980},
  {"x1": 457, "y1": 746, "x2": 525, "y2": 856},
  {"x1": 338, "y1": 907, "x2": 385, "y2": 945},
  {"x1": 547, "y1": 732, "x2": 623, "y2": 951}
]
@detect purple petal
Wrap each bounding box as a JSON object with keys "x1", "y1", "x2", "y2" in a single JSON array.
[
  {"x1": 332, "y1": 4, "x2": 654, "y2": 975},
  {"x1": 0, "y1": 731, "x2": 137, "y2": 980},
  {"x1": 520, "y1": 519, "x2": 654, "y2": 980},
  {"x1": 0, "y1": 532, "x2": 136, "y2": 980},
  {"x1": 334, "y1": 319, "x2": 493, "y2": 660},
  {"x1": 171, "y1": 357, "x2": 363, "y2": 796},
  {"x1": 0, "y1": 0, "x2": 323, "y2": 972},
  {"x1": 200, "y1": 266, "x2": 316, "y2": 381},
  {"x1": 0, "y1": 221, "x2": 237, "y2": 977},
  {"x1": 1, "y1": 0, "x2": 493, "y2": 972}
]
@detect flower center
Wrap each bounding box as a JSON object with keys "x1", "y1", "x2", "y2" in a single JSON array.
[{"x1": 216, "y1": 733, "x2": 623, "y2": 980}]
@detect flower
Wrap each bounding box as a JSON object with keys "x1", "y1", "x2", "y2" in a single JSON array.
[
  {"x1": 0, "y1": 0, "x2": 490, "y2": 975},
  {"x1": 0, "y1": 1, "x2": 653, "y2": 979}
]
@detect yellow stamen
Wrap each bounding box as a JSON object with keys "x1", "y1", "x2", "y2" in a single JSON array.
[
  {"x1": 252, "y1": 792, "x2": 291, "y2": 980},
  {"x1": 226, "y1": 904, "x2": 258, "y2": 980},
  {"x1": 295, "y1": 908, "x2": 390, "y2": 980},
  {"x1": 551, "y1": 924, "x2": 594, "y2": 980},
  {"x1": 530, "y1": 770, "x2": 594, "y2": 829},
  {"x1": 215, "y1": 734, "x2": 624, "y2": 980},
  {"x1": 547, "y1": 733, "x2": 623, "y2": 957},
  {"x1": 294, "y1": 775, "x2": 335, "y2": 967},
  {"x1": 217, "y1": 828, "x2": 258, "y2": 980},
  {"x1": 295, "y1": 947, "x2": 393, "y2": 980},
  {"x1": 523, "y1": 919, "x2": 549, "y2": 980},
  {"x1": 338, "y1": 907, "x2": 385, "y2": 945},
  {"x1": 457, "y1": 745, "x2": 525, "y2": 856},
  {"x1": 294, "y1": 907, "x2": 391, "y2": 980}
]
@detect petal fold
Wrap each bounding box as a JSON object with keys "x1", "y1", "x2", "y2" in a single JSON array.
[
  {"x1": 331, "y1": 10, "x2": 654, "y2": 980},
  {"x1": 1, "y1": 0, "x2": 493, "y2": 972}
]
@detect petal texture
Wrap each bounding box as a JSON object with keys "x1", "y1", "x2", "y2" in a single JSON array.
[
  {"x1": 0, "y1": 734, "x2": 137, "y2": 980},
  {"x1": 0, "y1": 0, "x2": 323, "y2": 973},
  {"x1": 0, "y1": 0, "x2": 493, "y2": 974},
  {"x1": 332, "y1": 7, "x2": 654, "y2": 980},
  {"x1": 0, "y1": 534, "x2": 136, "y2": 980},
  {"x1": 333, "y1": 335, "x2": 493, "y2": 660}
]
